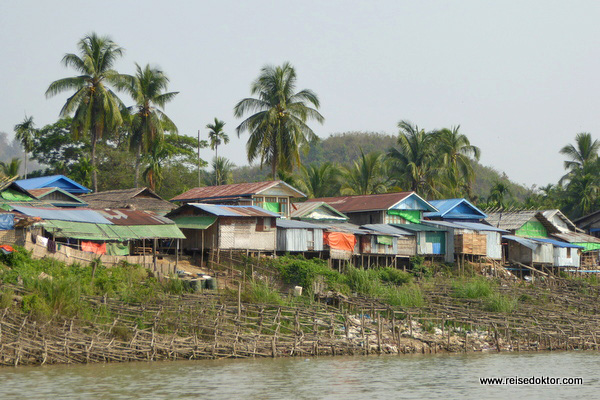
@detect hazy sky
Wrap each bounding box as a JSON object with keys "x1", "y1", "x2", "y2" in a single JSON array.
[{"x1": 1, "y1": 0, "x2": 599, "y2": 188}]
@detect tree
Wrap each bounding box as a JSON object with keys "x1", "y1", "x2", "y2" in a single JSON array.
[
  {"x1": 559, "y1": 133, "x2": 600, "y2": 184},
  {"x1": 434, "y1": 126, "x2": 480, "y2": 198},
  {"x1": 206, "y1": 118, "x2": 228, "y2": 185},
  {"x1": 487, "y1": 181, "x2": 511, "y2": 209},
  {"x1": 341, "y1": 150, "x2": 389, "y2": 195},
  {"x1": 31, "y1": 118, "x2": 88, "y2": 170},
  {"x1": 46, "y1": 33, "x2": 129, "y2": 192},
  {"x1": 234, "y1": 62, "x2": 324, "y2": 178},
  {"x1": 70, "y1": 157, "x2": 95, "y2": 188},
  {"x1": 387, "y1": 120, "x2": 438, "y2": 195},
  {"x1": 120, "y1": 63, "x2": 179, "y2": 187},
  {"x1": 142, "y1": 139, "x2": 173, "y2": 191},
  {"x1": 0, "y1": 158, "x2": 21, "y2": 178},
  {"x1": 205, "y1": 156, "x2": 235, "y2": 186},
  {"x1": 14, "y1": 115, "x2": 37, "y2": 179},
  {"x1": 299, "y1": 162, "x2": 340, "y2": 198}
]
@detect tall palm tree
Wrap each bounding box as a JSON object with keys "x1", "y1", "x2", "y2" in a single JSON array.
[
  {"x1": 14, "y1": 115, "x2": 37, "y2": 179},
  {"x1": 0, "y1": 158, "x2": 21, "y2": 178},
  {"x1": 434, "y1": 126, "x2": 481, "y2": 198},
  {"x1": 45, "y1": 33, "x2": 129, "y2": 192},
  {"x1": 69, "y1": 157, "x2": 95, "y2": 188},
  {"x1": 120, "y1": 63, "x2": 179, "y2": 187},
  {"x1": 341, "y1": 150, "x2": 388, "y2": 195},
  {"x1": 234, "y1": 62, "x2": 324, "y2": 178},
  {"x1": 299, "y1": 162, "x2": 340, "y2": 198},
  {"x1": 387, "y1": 120, "x2": 438, "y2": 195},
  {"x1": 206, "y1": 118, "x2": 228, "y2": 185}
]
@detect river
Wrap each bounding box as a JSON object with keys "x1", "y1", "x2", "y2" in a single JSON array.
[{"x1": 0, "y1": 352, "x2": 597, "y2": 399}]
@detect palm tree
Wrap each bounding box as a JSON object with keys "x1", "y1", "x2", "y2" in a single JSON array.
[
  {"x1": 142, "y1": 139, "x2": 172, "y2": 191},
  {"x1": 206, "y1": 118, "x2": 228, "y2": 185},
  {"x1": 0, "y1": 158, "x2": 21, "y2": 178},
  {"x1": 14, "y1": 115, "x2": 37, "y2": 179},
  {"x1": 69, "y1": 157, "x2": 95, "y2": 188},
  {"x1": 205, "y1": 156, "x2": 235, "y2": 186},
  {"x1": 341, "y1": 150, "x2": 388, "y2": 195},
  {"x1": 45, "y1": 33, "x2": 129, "y2": 192},
  {"x1": 488, "y1": 181, "x2": 511, "y2": 209},
  {"x1": 559, "y1": 133, "x2": 600, "y2": 184},
  {"x1": 434, "y1": 126, "x2": 480, "y2": 198},
  {"x1": 299, "y1": 162, "x2": 340, "y2": 198},
  {"x1": 387, "y1": 120, "x2": 438, "y2": 195},
  {"x1": 234, "y1": 62, "x2": 324, "y2": 178},
  {"x1": 120, "y1": 63, "x2": 179, "y2": 187}
]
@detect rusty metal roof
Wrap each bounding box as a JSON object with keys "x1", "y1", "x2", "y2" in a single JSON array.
[
  {"x1": 307, "y1": 192, "x2": 415, "y2": 213},
  {"x1": 170, "y1": 181, "x2": 305, "y2": 202},
  {"x1": 96, "y1": 209, "x2": 175, "y2": 225},
  {"x1": 551, "y1": 231, "x2": 600, "y2": 244}
]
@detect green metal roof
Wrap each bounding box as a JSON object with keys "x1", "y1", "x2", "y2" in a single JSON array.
[
  {"x1": 172, "y1": 216, "x2": 217, "y2": 230},
  {"x1": 40, "y1": 220, "x2": 185, "y2": 240}
]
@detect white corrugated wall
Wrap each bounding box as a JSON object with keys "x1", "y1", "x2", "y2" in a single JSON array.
[
  {"x1": 553, "y1": 247, "x2": 580, "y2": 267},
  {"x1": 485, "y1": 232, "x2": 502, "y2": 260}
]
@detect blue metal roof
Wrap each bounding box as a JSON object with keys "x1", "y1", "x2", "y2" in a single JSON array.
[
  {"x1": 532, "y1": 238, "x2": 584, "y2": 249},
  {"x1": 15, "y1": 175, "x2": 91, "y2": 194},
  {"x1": 424, "y1": 198, "x2": 487, "y2": 219},
  {"x1": 451, "y1": 221, "x2": 507, "y2": 233},
  {"x1": 187, "y1": 203, "x2": 281, "y2": 218},
  {"x1": 12, "y1": 206, "x2": 112, "y2": 224},
  {"x1": 503, "y1": 235, "x2": 539, "y2": 250}
]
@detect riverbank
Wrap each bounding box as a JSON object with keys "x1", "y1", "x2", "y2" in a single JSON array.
[{"x1": 1, "y1": 250, "x2": 600, "y2": 366}]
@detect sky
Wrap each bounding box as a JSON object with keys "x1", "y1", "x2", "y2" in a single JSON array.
[{"x1": 1, "y1": 0, "x2": 599, "y2": 188}]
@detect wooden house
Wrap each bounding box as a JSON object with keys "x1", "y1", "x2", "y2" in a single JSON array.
[
  {"x1": 290, "y1": 201, "x2": 349, "y2": 223},
  {"x1": 28, "y1": 187, "x2": 88, "y2": 208},
  {"x1": 166, "y1": 203, "x2": 280, "y2": 255},
  {"x1": 80, "y1": 187, "x2": 175, "y2": 215},
  {"x1": 0, "y1": 176, "x2": 46, "y2": 211},
  {"x1": 15, "y1": 175, "x2": 91, "y2": 195},
  {"x1": 422, "y1": 220, "x2": 507, "y2": 261},
  {"x1": 360, "y1": 224, "x2": 416, "y2": 258},
  {"x1": 276, "y1": 219, "x2": 326, "y2": 253},
  {"x1": 503, "y1": 235, "x2": 554, "y2": 266},
  {"x1": 391, "y1": 223, "x2": 450, "y2": 261},
  {"x1": 171, "y1": 181, "x2": 305, "y2": 218},
  {"x1": 307, "y1": 192, "x2": 437, "y2": 226}
]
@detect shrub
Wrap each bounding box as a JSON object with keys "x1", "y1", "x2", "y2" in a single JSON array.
[
  {"x1": 452, "y1": 277, "x2": 494, "y2": 299},
  {"x1": 0, "y1": 289, "x2": 14, "y2": 308},
  {"x1": 242, "y1": 281, "x2": 283, "y2": 305},
  {"x1": 21, "y1": 293, "x2": 52, "y2": 320},
  {"x1": 484, "y1": 293, "x2": 517, "y2": 313},
  {"x1": 378, "y1": 267, "x2": 412, "y2": 286},
  {"x1": 384, "y1": 285, "x2": 425, "y2": 307}
]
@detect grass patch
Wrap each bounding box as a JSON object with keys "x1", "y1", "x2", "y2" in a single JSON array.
[
  {"x1": 484, "y1": 293, "x2": 518, "y2": 313},
  {"x1": 384, "y1": 285, "x2": 425, "y2": 307},
  {"x1": 452, "y1": 277, "x2": 495, "y2": 299},
  {"x1": 241, "y1": 281, "x2": 284, "y2": 305}
]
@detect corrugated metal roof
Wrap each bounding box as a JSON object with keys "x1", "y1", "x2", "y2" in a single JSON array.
[
  {"x1": 422, "y1": 220, "x2": 468, "y2": 230},
  {"x1": 533, "y1": 238, "x2": 584, "y2": 249},
  {"x1": 171, "y1": 181, "x2": 305, "y2": 202},
  {"x1": 41, "y1": 220, "x2": 185, "y2": 240},
  {"x1": 485, "y1": 211, "x2": 558, "y2": 234},
  {"x1": 79, "y1": 187, "x2": 175, "y2": 213},
  {"x1": 325, "y1": 222, "x2": 370, "y2": 235},
  {"x1": 425, "y1": 198, "x2": 487, "y2": 219},
  {"x1": 290, "y1": 201, "x2": 349, "y2": 220},
  {"x1": 276, "y1": 219, "x2": 329, "y2": 229},
  {"x1": 308, "y1": 192, "x2": 435, "y2": 213},
  {"x1": 392, "y1": 223, "x2": 447, "y2": 232},
  {"x1": 96, "y1": 209, "x2": 174, "y2": 225},
  {"x1": 15, "y1": 175, "x2": 91, "y2": 194},
  {"x1": 503, "y1": 235, "x2": 539, "y2": 250},
  {"x1": 451, "y1": 221, "x2": 508, "y2": 233},
  {"x1": 12, "y1": 205, "x2": 112, "y2": 224},
  {"x1": 172, "y1": 216, "x2": 217, "y2": 230},
  {"x1": 551, "y1": 231, "x2": 600, "y2": 244},
  {"x1": 187, "y1": 203, "x2": 281, "y2": 218},
  {"x1": 360, "y1": 224, "x2": 414, "y2": 236},
  {"x1": 28, "y1": 187, "x2": 88, "y2": 206}
]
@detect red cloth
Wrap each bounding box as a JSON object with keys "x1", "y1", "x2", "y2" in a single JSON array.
[
  {"x1": 81, "y1": 241, "x2": 106, "y2": 255},
  {"x1": 0, "y1": 244, "x2": 14, "y2": 253},
  {"x1": 323, "y1": 231, "x2": 357, "y2": 251}
]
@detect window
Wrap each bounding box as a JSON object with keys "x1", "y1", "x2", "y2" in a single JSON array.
[
  {"x1": 253, "y1": 197, "x2": 264, "y2": 207},
  {"x1": 567, "y1": 248, "x2": 571, "y2": 258}
]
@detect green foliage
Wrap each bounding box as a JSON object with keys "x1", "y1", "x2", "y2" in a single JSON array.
[
  {"x1": 452, "y1": 277, "x2": 494, "y2": 299},
  {"x1": 242, "y1": 281, "x2": 284, "y2": 305},
  {"x1": 21, "y1": 293, "x2": 52, "y2": 320},
  {"x1": 378, "y1": 267, "x2": 413, "y2": 286},
  {"x1": 267, "y1": 255, "x2": 339, "y2": 290},
  {"x1": 484, "y1": 293, "x2": 518, "y2": 313},
  {"x1": 0, "y1": 289, "x2": 14, "y2": 308},
  {"x1": 385, "y1": 285, "x2": 424, "y2": 307}
]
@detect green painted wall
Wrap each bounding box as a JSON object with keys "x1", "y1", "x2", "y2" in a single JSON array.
[{"x1": 515, "y1": 220, "x2": 547, "y2": 238}]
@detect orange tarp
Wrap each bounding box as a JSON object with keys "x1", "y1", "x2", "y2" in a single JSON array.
[
  {"x1": 81, "y1": 241, "x2": 106, "y2": 255},
  {"x1": 324, "y1": 231, "x2": 356, "y2": 251}
]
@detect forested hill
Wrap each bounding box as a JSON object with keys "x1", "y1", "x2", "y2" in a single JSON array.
[{"x1": 233, "y1": 131, "x2": 532, "y2": 200}]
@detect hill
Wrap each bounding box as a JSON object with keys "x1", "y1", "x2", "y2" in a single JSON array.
[{"x1": 232, "y1": 131, "x2": 532, "y2": 201}]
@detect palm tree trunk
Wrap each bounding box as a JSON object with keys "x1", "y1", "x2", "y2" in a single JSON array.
[
  {"x1": 91, "y1": 134, "x2": 98, "y2": 192},
  {"x1": 215, "y1": 144, "x2": 219, "y2": 186},
  {"x1": 135, "y1": 141, "x2": 142, "y2": 188},
  {"x1": 24, "y1": 154, "x2": 27, "y2": 179}
]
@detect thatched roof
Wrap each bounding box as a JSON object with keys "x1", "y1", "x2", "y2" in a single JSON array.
[
  {"x1": 485, "y1": 210, "x2": 558, "y2": 234},
  {"x1": 79, "y1": 187, "x2": 175, "y2": 215}
]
